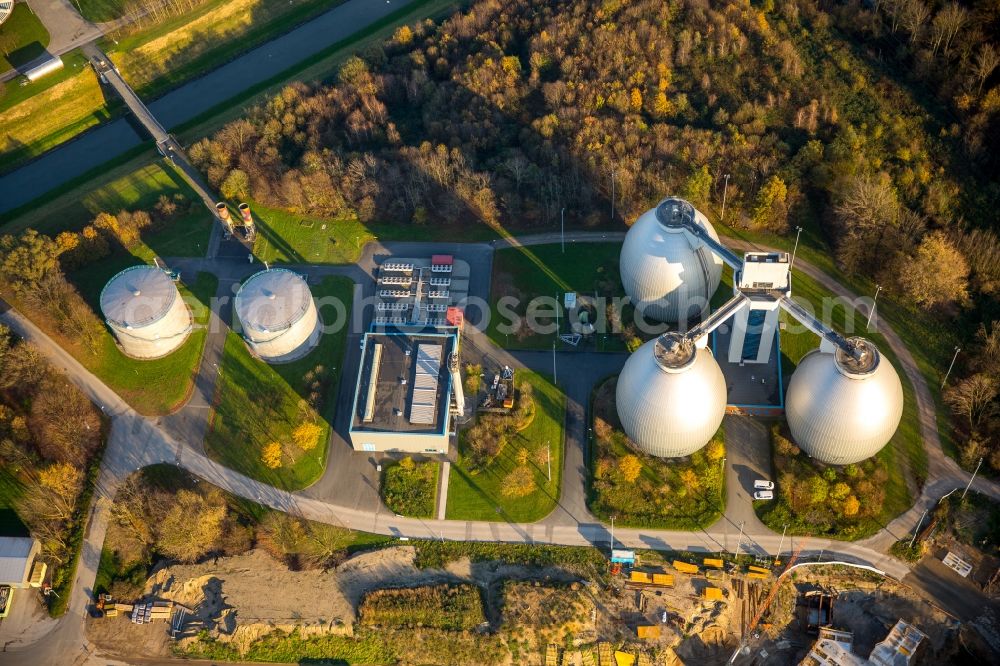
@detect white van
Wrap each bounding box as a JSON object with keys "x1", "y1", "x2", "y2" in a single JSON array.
[{"x1": 754, "y1": 479, "x2": 774, "y2": 490}]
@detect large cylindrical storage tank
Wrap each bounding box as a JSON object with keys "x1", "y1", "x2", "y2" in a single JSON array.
[
  {"x1": 234, "y1": 268, "x2": 320, "y2": 363},
  {"x1": 100, "y1": 265, "x2": 192, "y2": 359},
  {"x1": 616, "y1": 332, "x2": 727, "y2": 458},
  {"x1": 785, "y1": 338, "x2": 903, "y2": 465},
  {"x1": 620, "y1": 197, "x2": 724, "y2": 325}
]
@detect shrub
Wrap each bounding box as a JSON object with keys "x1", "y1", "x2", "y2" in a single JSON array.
[
  {"x1": 262, "y1": 442, "x2": 283, "y2": 469},
  {"x1": 382, "y1": 458, "x2": 437, "y2": 518},
  {"x1": 358, "y1": 584, "x2": 485, "y2": 631},
  {"x1": 502, "y1": 466, "x2": 535, "y2": 498},
  {"x1": 292, "y1": 422, "x2": 322, "y2": 451}
]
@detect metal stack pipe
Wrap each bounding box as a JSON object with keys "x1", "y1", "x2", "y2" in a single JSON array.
[{"x1": 216, "y1": 202, "x2": 233, "y2": 231}]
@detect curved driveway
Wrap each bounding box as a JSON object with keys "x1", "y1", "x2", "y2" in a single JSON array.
[
  {"x1": 0, "y1": 0, "x2": 425, "y2": 212},
  {"x1": 1, "y1": 231, "x2": 999, "y2": 664}
]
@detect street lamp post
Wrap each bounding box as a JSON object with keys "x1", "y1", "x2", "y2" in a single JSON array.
[
  {"x1": 561, "y1": 207, "x2": 566, "y2": 253},
  {"x1": 790, "y1": 226, "x2": 803, "y2": 272},
  {"x1": 775, "y1": 524, "x2": 788, "y2": 566},
  {"x1": 942, "y1": 346, "x2": 961, "y2": 390},
  {"x1": 909, "y1": 508, "x2": 928, "y2": 549},
  {"x1": 866, "y1": 284, "x2": 882, "y2": 331},
  {"x1": 721, "y1": 174, "x2": 731, "y2": 222},
  {"x1": 962, "y1": 457, "x2": 984, "y2": 500}
]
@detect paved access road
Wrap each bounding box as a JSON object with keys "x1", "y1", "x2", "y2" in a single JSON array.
[{"x1": 0, "y1": 0, "x2": 425, "y2": 212}]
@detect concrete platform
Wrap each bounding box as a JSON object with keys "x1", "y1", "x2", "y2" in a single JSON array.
[{"x1": 711, "y1": 324, "x2": 783, "y2": 412}]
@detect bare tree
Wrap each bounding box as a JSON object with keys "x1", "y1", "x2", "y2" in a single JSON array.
[
  {"x1": 974, "y1": 43, "x2": 1000, "y2": 94},
  {"x1": 899, "y1": 0, "x2": 930, "y2": 44},
  {"x1": 930, "y1": 4, "x2": 968, "y2": 56},
  {"x1": 944, "y1": 374, "x2": 998, "y2": 430}
]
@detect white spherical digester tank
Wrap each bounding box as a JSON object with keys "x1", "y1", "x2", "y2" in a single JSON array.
[
  {"x1": 100, "y1": 265, "x2": 192, "y2": 359},
  {"x1": 234, "y1": 268, "x2": 321, "y2": 363},
  {"x1": 785, "y1": 338, "x2": 903, "y2": 465},
  {"x1": 620, "y1": 197, "x2": 724, "y2": 324},
  {"x1": 615, "y1": 332, "x2": 727, "y2": 458}
]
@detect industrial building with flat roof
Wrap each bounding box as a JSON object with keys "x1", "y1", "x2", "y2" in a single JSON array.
[{"x1": 348, "y1": 331, "x2": 458, "y2": 453}]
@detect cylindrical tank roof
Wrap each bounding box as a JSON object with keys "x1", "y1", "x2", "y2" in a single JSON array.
[
  {"x1": 785, "y1": 338, "x2": 904, "y2": 465},
  {"x1": 616, "y1": 333, "x2": 727, "y2": 458},
  {"x1": 235, "y1": 268, "x2": 313, "y2": 334},
  {"x1": 100, "y1": 265, "x2": 180, "y2": 329},
  {"x1": 620, "y1": 197, "x2": 724, "y2": 324}
]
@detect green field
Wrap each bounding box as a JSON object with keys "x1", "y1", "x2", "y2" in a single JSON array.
[
  {"x1": 0, "y1": 4, "x2": 50, "y2": 70},
  {"x1": 486, "y1": 243, "x2": 630, "y2": 351},
  {"x1": 252, "y1": 201, "x2": 496, "y2": 265},
  {"x1": 0, "y1": 160, "x2": 213, "y2": 250},
  {"x1": 205, "y1": 276, "x2": 352, "y2": 490},
  {"x1": 446, "y1": 370, "x2": 565, "y2": 522},
  {"x1": 0, "y1": 466, "x2": 28, "y2": 537},
  {"x1": 77, "y1": 271, "x2": 217, "y2": 414}
]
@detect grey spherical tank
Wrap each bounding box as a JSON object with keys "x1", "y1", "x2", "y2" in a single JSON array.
[
  {"x1": 615, "y1": 332, "x2": 727, "y2": 458},
  {"x1": 620, "y1": 197, "x2": 724, "y2": 324},
  {"x1": 785, "y1": 338, "x2": 903, "y2": 465}
]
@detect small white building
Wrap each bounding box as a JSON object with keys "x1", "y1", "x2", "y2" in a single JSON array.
[
  {"x1": 0, "y1": 537, "x2": 40, "y2": 588},
  {"x1": 100, "y1": 265, "x2": 192, "y2": 359},
  {"x1": 234, "y1": 268, "x2": 321, "y2": 363}
]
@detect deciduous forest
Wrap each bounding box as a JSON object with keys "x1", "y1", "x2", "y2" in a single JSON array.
[{"x1": 189, "y1": 0, "x2": 1000, "y2": 470}]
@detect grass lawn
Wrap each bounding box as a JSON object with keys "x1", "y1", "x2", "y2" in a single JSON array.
[
  {"x1": 205, "y1": 276, "x2": 352, "y2": 490},
  {"x1": 252, "y1": 201, "x2": 497, "y2": 265},
  {"x1": 486, "y1": 243, "x2": 631, "y2": 351},
  {"x1": 0, "y1": 466, "x2": 28, "y2": 537},
  {"x1": 73, "y1": 269, "x2": 217, "y2": 414},
  {"x1": 588, "y1": 377, "x2": 726, "y2": 530},
  {"x1": 0, "y1": 59, "x2": 108, "y2": 172},
  {"x1": 381, "y1": 458, "x2": 439, "y2": 518},
  {"x1": 0, "y1": 160, "x2": 212, "y2": 246},
  {"x1": 0, "y1": 4, "x2": 50, "y2": 70},
  {"x1": 446, "y1": 370, "x2": 565, "y2": 523}
]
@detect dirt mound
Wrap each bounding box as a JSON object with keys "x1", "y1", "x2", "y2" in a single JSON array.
[{"x1": 142, "y1": 546, "x2": 466, "y2": 654}]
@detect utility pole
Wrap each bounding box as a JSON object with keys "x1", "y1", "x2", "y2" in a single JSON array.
[
  {"x1": 962, "y1": 457, "x2": 984, "y2": 500},
  {"x1": 790, "y1": 226, "x2": 803, "y2": 272},
  {"x1": 909, "y1": 508, "x2": 928, "y2": 549},
  {"x1": 941, "y1": 346, "x2": 961, "y2": 390},
  {"x1": 866, "y1": 284, "x2": 882, "y2": 331},
  {"x1": 734, "y1": 520, "x2": 745, "y2": 560},
  {"x1": 610, "y1": 515, "x2": 616, "y2": 551},
  {"x1": 552, "y1": 340, "x2": 558, "y2": 385},
  {"x1": 561, "y1": 207, "x2": 566, "y2": 253},
  {"x1": 775, "y1": 524, "x2": 787, "y2": 566},
  {"x1": 721, "y1": 173, "x2": 731, "y2": 222}
]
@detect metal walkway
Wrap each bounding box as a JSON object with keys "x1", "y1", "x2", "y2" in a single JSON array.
[{"x1": 85, "y1": 44, "x2": 242, "y2": 258}]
